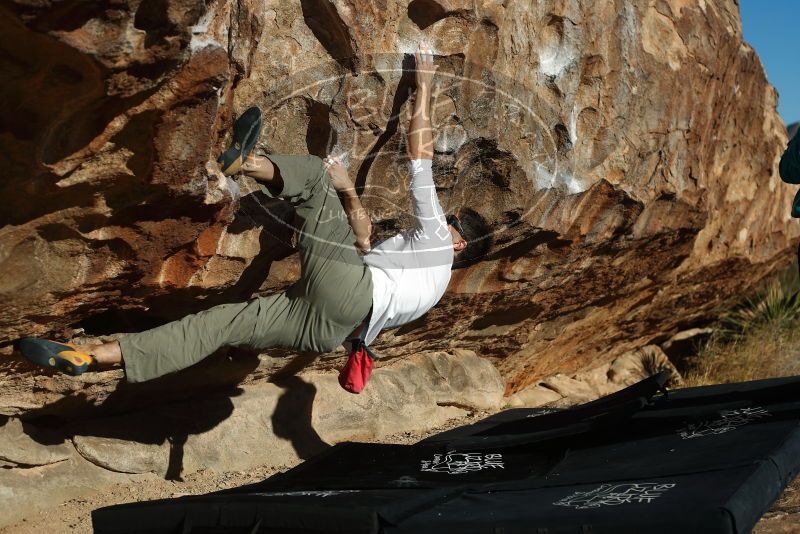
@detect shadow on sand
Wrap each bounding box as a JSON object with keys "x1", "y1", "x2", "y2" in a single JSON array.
[{"x1": 11, "y1": 346, "x2": 330, "y2": 480}]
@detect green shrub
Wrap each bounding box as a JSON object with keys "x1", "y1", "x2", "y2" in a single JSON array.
[
  {"x1": 721, "y1": 268, "x2": 800, "y2": 336},
  {"x1": 683, "y1": 263, "x2": 800, "y2": 387}
]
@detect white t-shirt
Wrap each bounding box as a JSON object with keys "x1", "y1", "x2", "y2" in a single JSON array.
[{"x1": 360, "y1": 159, "x2": 454, "y2": 346}]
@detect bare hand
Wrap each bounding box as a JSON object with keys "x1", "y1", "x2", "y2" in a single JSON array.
[
  {"x1": 323, "y1": 154, "x2": 353, "y2": 192},
  {"x1": 414, "y1": 42, "x2": 437, "y2": 89}
]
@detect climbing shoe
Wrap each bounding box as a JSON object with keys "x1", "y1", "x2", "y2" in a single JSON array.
[
  {"x1": 218, "y1": 106, "x2": 263, "y2": 176},
  {"x1": 17, "y1": 338, "x2": 94, "y2": 376}
]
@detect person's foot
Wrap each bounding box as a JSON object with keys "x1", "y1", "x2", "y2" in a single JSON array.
[
  {"x1": 218, "y1": 106, "x2": 263, "y2": 176},
  {"x1": 16, "y1": 338, "x2": 95, "y2": 376}
]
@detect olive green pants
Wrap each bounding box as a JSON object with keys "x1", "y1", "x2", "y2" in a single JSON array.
[{"x1": 120, "y1": 155, "x2": 373, "y2": 383}]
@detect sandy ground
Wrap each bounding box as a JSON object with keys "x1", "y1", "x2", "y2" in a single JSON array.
[
  {"x1": 0, "y1": 411, "x2": 491, "y2": 534},
  {"x1": 755, "y1": 476, "x2": 800, "y2": 533}
]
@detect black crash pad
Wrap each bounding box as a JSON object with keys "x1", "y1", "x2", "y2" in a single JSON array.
[{"x1": 92, "y1": 372, "x2": 800, "y2": 533}]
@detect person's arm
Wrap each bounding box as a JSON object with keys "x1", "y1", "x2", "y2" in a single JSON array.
[
  {"x1": 324, "y1": 155, "x2": 373, "y2": 254},
  {"x1": 406, "y1": 43, "x2": 449, "y2": 242},
  {"x1": 408, "y1": 43, "x2": 436, "y2": 160},
  {"x1": 340, "y1": 189, "x2": 372, "y2": 254}
]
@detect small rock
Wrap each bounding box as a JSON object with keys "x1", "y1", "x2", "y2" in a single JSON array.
[
  {"x1": 607, "y1": 345, "x2": 682, "y2": 387},
  {"x1": 70, "y1": 412, "x2": 172, "y2": 475},
  {"x1": 539, "y1": 374, "x2": 599, "y2": 405},
  {"x1": 505, "y1": 385, "x2": 563, "y2": 408}
]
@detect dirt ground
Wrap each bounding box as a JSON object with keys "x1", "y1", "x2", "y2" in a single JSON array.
[
  {"x1": 755, "y1": 476, "x2": 800, "y2": 533},
  {"x1": 0, "y1": 412, "x2": 490, "y2": 534},
  {"x1": 2, "y1": 464, "x2": 287, "y2": 534}
]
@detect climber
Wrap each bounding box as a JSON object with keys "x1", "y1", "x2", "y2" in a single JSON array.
[{"x1": 17, "y1": 42, "x2": 491, "y2": 393}]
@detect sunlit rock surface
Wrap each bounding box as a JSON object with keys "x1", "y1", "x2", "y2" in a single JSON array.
[{"x1": 0, "y1": 0, "x2": 796, "y2": 403}]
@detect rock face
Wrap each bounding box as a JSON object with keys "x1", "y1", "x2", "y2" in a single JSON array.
[
  {"x1": 506, "y1": 344, "x2": 682, "y2": 407},
  {"x1": 0, "y1": 2, "x2": 795, "y2": 400}
]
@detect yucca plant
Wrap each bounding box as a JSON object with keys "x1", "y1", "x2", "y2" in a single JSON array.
[
  {"x1": 721, "y1": 269, "x2": 800, "y2": 335},
  {"x1": 682, "y1": 264, "x2": 800, "y2": 387}
]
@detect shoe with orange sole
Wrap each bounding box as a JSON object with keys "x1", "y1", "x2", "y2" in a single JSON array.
[
  {"x1": 218, "y1": 106, "x2": 263, "y2": 176},
  {"x1": 17, "y1": 338, "x2": 94, "y2": 376}
]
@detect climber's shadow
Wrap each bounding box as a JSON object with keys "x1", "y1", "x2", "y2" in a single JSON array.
[
  {"x1": 17, "y1": 347, "x2": 262, "y2": 481},
  {"x1": 271, "y1": 374, "x2": 330, "y2": 460},
  {"x1": 72, "y1": 192, "x2": 296, "y2": 340},
  {"x1": 16, "y1": 347, "x2": 334, "y2": 479},
  {"x1": 9, "y1": 176, "x2": 333, "y2": 480},
  {"x1": 222, "y1": 192, "x2": 296, "y2": 302},
  {"x1": 354, "y1": 53, "x2": 416, "y2": 195}
]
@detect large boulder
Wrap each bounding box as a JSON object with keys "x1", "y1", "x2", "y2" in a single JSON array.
[{"x1": 0, "y1": 0, "x2": 795, "y2": 402}]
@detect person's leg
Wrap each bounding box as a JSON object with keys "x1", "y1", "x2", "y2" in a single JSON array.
[
  {"x1": 242, "y1": 155, "x2": 280, "y2": 191},
  {"x1": 86, "y1": 340, "x2": 122, "y2": 366},
  {"x1": 117, "y1": 299, "x2": 262, "y2": 383},
  {"x1": 79, "y1": 289, "x2": 336, "y2": 383},
  {"x1": 72, "y1": 155, "x2": 296, "y2": 378},
  {"x1": 70, "y1": 156, "x2": 371, "y2": 382},
  {"x1": 243, "y1": 154, "x2": 373, "y2": 336}
]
